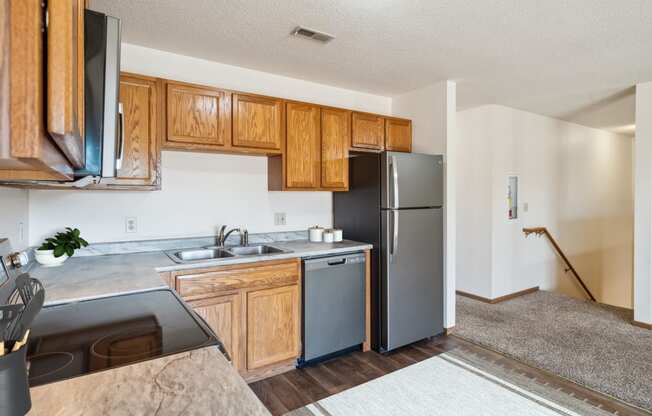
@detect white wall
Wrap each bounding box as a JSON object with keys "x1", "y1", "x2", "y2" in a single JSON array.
[
  {"x1": 29, "y1": 152, "x2": 334, "y2": 244},
  {"x1": 634, "y1": 82, "x2": 652, "y2": 324},
  {"x1": 27, "y1": 44, "x2": 392, "y2": 246},
  {"x1": 457, "y1": 105, "x2": 634, "y2": 308},
  {"x1": 455, "y1": 107, "x2": 493, "y2": 297},
  {"x1": 392, "y1": 81, "x2": 457, "y2": 329},
  {"x1": 0, "y1": 187, "x2": 29, "y2": 250}
]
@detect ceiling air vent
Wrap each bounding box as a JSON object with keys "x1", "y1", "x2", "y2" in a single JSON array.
[{"x1": 291, "y1": 26, "x2": 335, "y2": 43}]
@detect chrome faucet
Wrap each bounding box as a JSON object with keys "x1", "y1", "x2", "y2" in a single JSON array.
[{"x1": 217, "y1": 226, "x2": 248, "y2": 247}]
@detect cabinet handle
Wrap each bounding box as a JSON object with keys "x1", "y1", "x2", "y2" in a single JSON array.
[
  {"x1": 390, "y1": 156, "x2": 399, "y2": 208},
  {"x1": 391, "y1": 210, "x2": 399, "y2": 263},
  {"x1": 116, "y1": 103, "x2": 125, "y2": 171}
]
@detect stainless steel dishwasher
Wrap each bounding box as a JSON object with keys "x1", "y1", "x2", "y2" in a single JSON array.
[{"x1": 301, "y1": 252, "x2": 366, "y2": 365}]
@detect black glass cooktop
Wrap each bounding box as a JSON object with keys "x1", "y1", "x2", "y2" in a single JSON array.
[{"x1": 26, "y1": 289, "x2": 218, "y2": 387}]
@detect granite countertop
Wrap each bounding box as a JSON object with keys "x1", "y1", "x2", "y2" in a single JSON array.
[
  {"x1": 30, "y1": 238, "x2": 372, "y2": 306},
  {"x1": 29, "y1": 346, "x2": 271, "y2": 416}
]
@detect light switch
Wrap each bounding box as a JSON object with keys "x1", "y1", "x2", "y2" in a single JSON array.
[{"x1": 523, "y1": 202, "x2": 529, "y2": 213}]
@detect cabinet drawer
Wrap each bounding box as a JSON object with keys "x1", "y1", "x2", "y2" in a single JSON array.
[{"x1": 176, "y1": 259, "x2": 299, "y2": 299}]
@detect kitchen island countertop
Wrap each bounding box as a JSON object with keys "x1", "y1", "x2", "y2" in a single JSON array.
[{"x1": 29, "y1": 346, "x2": 271, "y2": 416}]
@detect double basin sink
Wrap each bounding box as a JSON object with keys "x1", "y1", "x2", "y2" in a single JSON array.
[{"x1": 166, "y1": 244, "x2": 290, "y2": 264}]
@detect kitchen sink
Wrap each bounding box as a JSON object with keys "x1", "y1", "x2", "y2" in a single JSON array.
[
  {"x1": 226, "y1": 245, "x2": 288, "y2": 256},
  {"x1": 167, "y1": 248, "x2": 234, "y2": 263},
  {"x1": 166, "y1": 244, "x2": 290, "y2": 264}
]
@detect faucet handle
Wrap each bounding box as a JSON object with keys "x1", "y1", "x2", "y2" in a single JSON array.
[{"x1": 241, "y1": 229, "x2": 249, "y2": 246}]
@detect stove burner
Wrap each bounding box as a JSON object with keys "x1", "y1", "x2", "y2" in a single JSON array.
[
  {"x1": 27, "y1": 352, "x2": 75, "y2": 381},
  {"x1": 90, "y1": 326, "x2": 163, "y2": 359}
]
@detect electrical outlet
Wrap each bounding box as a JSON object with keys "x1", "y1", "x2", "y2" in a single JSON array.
[
  {"x1": 18, "y1": 222, "x2": 24, "y2": 243},
  {"x1": 274, "y1": 212, "x2": 287, "y2": 226},
  {"x1": 523, "y1": 202, "x2": 529, "y2": 213},
  {"x1": 125, "y1": 217, "x2": 138, "y2": 233}
]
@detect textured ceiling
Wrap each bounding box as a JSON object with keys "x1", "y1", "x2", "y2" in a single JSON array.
[{"x1": 89, "y1": 0, "x2": 652, "y2": 135}]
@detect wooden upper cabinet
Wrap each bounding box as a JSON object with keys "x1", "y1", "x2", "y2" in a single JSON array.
[
  {"x1": 46, "y1": 0, "x2": 86, "y2": 168},
  {"x1": 246, "y1": 284, "x2": 300, "y2": 370},
  {"x1": 351, "y1": 112, "x2": 384, "y2": 150},
  {"x1": 99, "y1": 73, "x2": 161, "y2": 188},
  {"x1": 165, "y1": 82, "x2": 232, "y2": 150},
  {"x1": 0, "y1": 0, "x2": 74, "y2": 181},
  {"x1": 188, "y1": 293, "x2": 243, "y2": 370},
  {"x1": 321, "y1": 108, "x2": 350, "y2": 190},
  {"x1": 232, "y1": 93, "x2": 283, "y2": 152},
  {"x1": 385, "y1": 117, "x2": 412, "y2": 152},
  {"x1": 285, "y1": 102, "x2": 320, "y2": 189}
]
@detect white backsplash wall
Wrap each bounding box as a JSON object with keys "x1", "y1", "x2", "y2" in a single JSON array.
[
  {"x1": 29, "y1": 152, "x2": 332, "y2": 245},
  {"x1": 0, "y1": 187, "x2": 29, "y2": 250}
]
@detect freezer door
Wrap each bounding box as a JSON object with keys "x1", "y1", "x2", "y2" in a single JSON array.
[
  {"x1": 381, "y1": 208, "x2": 443, "y2": 351},
  {"x1": 381, "y1": 152, "x2": 443, "y2": 209}
]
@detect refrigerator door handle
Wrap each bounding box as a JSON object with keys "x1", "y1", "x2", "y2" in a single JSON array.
[
  {"x1": 391, "y1": 210, "x2": 399, "y2": 262},
  {"x1": 390, "y1": 156, "x2": 399, "y2": 209}
]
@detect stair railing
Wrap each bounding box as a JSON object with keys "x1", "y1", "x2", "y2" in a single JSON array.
[{"x1": 522, "y1": 227, "x2": 596, "y2": 302}]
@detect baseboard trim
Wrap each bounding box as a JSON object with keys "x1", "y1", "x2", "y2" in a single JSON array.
[
  {"x1": 444, "y1": 326, "x2": 455, "y2": 335},
  {"x1": 457, "y1": 287, "x2": 539, "y2": 304},
  {"x1": 632, "y1": 320, "x2": 652, "y2": 330}
]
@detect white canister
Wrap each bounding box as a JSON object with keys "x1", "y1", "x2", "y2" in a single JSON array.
[
  {"x1": 332, "y1": 229, "x2": 343, "y2": 242},
  {"x1": 323, "y1": 231, "x2": 334, "y2": 243},
  {"x1": 309, "y1": 226, "x2": 324, "y2": 242}
]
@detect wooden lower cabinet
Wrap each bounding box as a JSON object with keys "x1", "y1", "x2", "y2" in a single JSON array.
[
  {"x1": 173, "y1": 259, "x2": 301, "y2": 381},
  {"x1": 188, "y1": 293, "x2": 243, "y2": 370},
  {"x1": 246, "y1": 284, "x2": 300, "y2": 370}
]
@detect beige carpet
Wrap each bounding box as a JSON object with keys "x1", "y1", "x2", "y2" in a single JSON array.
[{"x1": 455, "y1": 291, "x2": 652, "y2": 413}]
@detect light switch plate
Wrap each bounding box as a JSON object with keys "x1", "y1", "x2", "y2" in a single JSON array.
[{"x1": 274, "y1": 212, "x2": 287, "y2": 226}]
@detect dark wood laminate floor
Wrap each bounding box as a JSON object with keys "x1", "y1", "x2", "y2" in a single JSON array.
[{"x1": 249, "y1": 335, "x2": 651, "y2": 416}]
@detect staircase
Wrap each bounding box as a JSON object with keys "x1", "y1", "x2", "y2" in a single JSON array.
[{"x1": 523, "y1": 227, "x2": 596, "y2": 302}]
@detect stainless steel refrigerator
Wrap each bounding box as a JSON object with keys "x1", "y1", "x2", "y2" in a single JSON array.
[{"x1": 333, "y1": 152, "x2": 444, "y2": 352}]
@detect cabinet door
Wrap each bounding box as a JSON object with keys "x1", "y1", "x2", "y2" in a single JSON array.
[
  {"x1": 246, "y1": 284, "x2": 300, "y2": 370},
  {"x1": 285, "y1": 102, "x2": 320, "y2": 189},
  {"x1": 385, "y1": 118, "x2": 412, "y2": 152},
  {"x1": 46, "y1": 0, "x2": 86, "y2": 168},
  {"x1": 166, "y1": 82, "x2": 232, "y2": 150},
  {"x1": 97, "y1": 74, "x2": 161, "y2": 188},
  {"x1": 233, "y1": 93, "x2": 283, "y2": 152},
  {"x1": 0, "y1": 0, "x2": 74, "y2": 181},
  {"x1": 351, "y1": 112, "x2": 384, "y2": 150},
  {"x1": 189, "y1": 293, "x2": 243, "y2": 370},
  {"x1": 321, "y1": 108, "x2": 350, "y2": 190}
]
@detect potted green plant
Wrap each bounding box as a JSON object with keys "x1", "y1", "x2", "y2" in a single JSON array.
[{"x1": 35, "y1": 228, "x2": 89, "y2": 267}]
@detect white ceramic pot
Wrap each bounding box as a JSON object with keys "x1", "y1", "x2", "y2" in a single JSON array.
[
  {"x1": 309, "y1": 226, "x2": 324, "y2": 242},
  {"x1": 323, "y1": 231, "x2": 335, "y2": 243},
  {"x1": 35, "y1": 249, "x2": 69, "y2": 267},
  {"x1": 332, "y1": 229, "x2": 343, "y2": 242}
]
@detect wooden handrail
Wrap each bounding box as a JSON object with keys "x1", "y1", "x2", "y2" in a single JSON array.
[{"x1": 523, "y1": 227, "x2": 596, "y2": 302}]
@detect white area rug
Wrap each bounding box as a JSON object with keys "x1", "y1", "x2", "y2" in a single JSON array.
[{"x1": 289, "y1": 353, "x2": 580, "y2": 416}]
